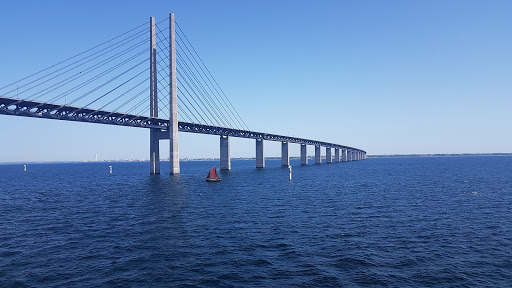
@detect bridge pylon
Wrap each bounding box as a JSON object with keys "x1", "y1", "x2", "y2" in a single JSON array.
[
  {"x1": 149, "y1": 13, "x2": 179, "y2": 175},
  {"x1": 169, "y1": 13, "x2": 180, "y2": 175},
  {"x1": 149, "y1": 17, "x2": 160, "y2": 175}
]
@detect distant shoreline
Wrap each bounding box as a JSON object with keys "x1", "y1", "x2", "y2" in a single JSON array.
[
  {"x1": 1, "y1": 153, "x2": 511, "y2": 164},
  {"x1": 367, "y1": 153, "x2": 512, "y2": 158}
]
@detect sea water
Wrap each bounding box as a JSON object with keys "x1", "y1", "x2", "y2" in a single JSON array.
[{"x1": 1, "y1": 156, "x2": 511, "y2": 287}]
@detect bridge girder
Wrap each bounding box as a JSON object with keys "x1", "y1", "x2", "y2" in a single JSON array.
[{"x1": 0, "y1": 96, "x2": 366, "y2": 153}]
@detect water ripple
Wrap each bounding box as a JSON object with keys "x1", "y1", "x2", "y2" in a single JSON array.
[{"x1": 1, "y1": 157, "x2": 511, "y2": 287}]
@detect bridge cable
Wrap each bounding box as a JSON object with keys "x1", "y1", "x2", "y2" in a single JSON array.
[
  {"x1": 176, "y1": 60, "x2": 225, "y2": 126},
  {"x1": 42, "y1": 52, "x2": 148, "y2": 106},
  {"x1": 155, "y1": 28, "x2": 219, "y2": 126},
  {"x1": 22, "y1": 42, "x2": 147, "y2": 103},
  {"x1": 1, "y1": 27, "x2": 147, "y2": 96},
  {"x1": 176, "y1": 74, "x2": 219, "y2": 126},
  {"x1": 154, "y1": 25, "x2": 196, "y2": 123},
  {"x1": 175, "y1": 35, "x2": 240, "y2": 129},
  {"x1": 79, "y1": 67, "x2": 150, "y2": 112},
  {"x1": 156, "y1": 93, "x2": 171, "y2": 119},
  {"x1": 175, "y1": 22, "x2": 249, "y2": 130},
  {"x1": 155, "y1": 24, "x2": 210, "y2": 124},
  {"x1": 0, "y1": 21, "x2": 147, "y2": 92},
  {"x1": 86, "y1": 76, "x2": 150, "y2": 116},
  {"x1": 126, "y1": 97, "x2": 150, "y2": 116},
  {"x1": 152, "y1": 43, "x2": 176, "y2": 120},
  {"x1": 176, "y1": 51, "x2": 233, "y2": 128},
  {"x1": 176, "y1": 86, "x2": 207, "y2": 124},
  {"x1": 124, "y1": 93, "x2": 150, "y2": 115},
  {"x1": 156, "y1": 25, "x2": 229, "y2": 127},
  {"x1": 176, "y1": 60, "x2": 226, "y2": 127},
  {"x1": 66, "y1": 58, "x2": 148, "y2": 107},
  {"x1": 178, "y1": 99, "x2": 199, "y2": 123}
]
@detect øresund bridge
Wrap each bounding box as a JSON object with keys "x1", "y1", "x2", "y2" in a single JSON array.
[{"x1": 0, "y1": 13, "x2": 366, "y2": 174}]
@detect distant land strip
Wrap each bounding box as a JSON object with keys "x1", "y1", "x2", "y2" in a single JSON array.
[
  {"x1": 2, "y1": 153, "x2": 511, "y2": 164},
  {"x1": 368, "y1": 153, "x2": 512, "y2": 158}
]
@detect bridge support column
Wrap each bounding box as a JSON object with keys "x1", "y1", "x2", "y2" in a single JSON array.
[
  {"x1": 335, "y1": 148, "x2": 340, "y2": 162},
  {"x1": 150, "y1": 131, "x2": 160, "y2": 174},
  {"x1": 315, "y1": 146, "x2": 321, "y2": 164},
  {"x1": 301, "y1": 144, "x2": 307, "y2": 165},
  {"x1": 169, "y1": 13, "x2": 180, "y2": 174},
  {"x1": 256, "y1": 139, "x2": 265, "y2": 168},
  {"x1": 326, "y1": 147, "x2": 332, "y2": 163},
  {"x1": 341, "y1": 149, "x2": 347, "y2": 162},
  {"x1": 220, "y1": 135, "x2": 230, "y2": 170},
  {"x1": 149, "y1": 17, "x2": 160, "y2": 175},
  {"x1": 281, "y1": 142, "x2": 289, "y2": 167}
]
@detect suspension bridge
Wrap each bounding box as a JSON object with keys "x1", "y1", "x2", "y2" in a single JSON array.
[{"x1": 0, "y1": 13, "x2": 366, "y2": 174}]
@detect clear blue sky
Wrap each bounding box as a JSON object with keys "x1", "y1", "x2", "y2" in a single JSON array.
[{"x1": 0, "y1": 0, "x2": 511, "y2": 162}]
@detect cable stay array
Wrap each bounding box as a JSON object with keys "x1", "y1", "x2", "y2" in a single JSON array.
[
  {"x1": 0, "y1": 16, "x2": 249, "y2": 131},
  {"x1": 0, "y1": 21, "x2": 153, "y2": 118},
  {"x1": 154, "y1": 20, "x2": 249, "y2": 130}
]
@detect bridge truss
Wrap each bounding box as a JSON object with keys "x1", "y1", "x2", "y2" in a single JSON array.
[{"x1": 0, "y1": 96, "x2": 365, "y2": 152}]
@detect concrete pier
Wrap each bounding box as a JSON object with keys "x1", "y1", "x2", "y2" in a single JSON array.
[
  {"x1": 256, "y1": 139, "x2": 265, "y2": 168},
  {"x1": 315, "y1": 146, "x2": 321, "y2": 164},
  {"x1": 326, "y1": 147, "x2": 332, "y2": 163},
  {"x1": 281, "y1": 141, "x2": 289, "y2": 167},
  {"x1": 149, "y1": 17, "x2": 160, "y2": 175},
  {"x1": 341, "y1": 149, "x2": 347, "y2": 162},
  {"x1": 301, "y1": 144, "x2": 307, "y2": 165},
  {"x1": 150, "y1": 130, "x2": 160, "y2": 174},
  {"x1": 169, "y1": 13, "x2": 180, "y2": 174},
  {"x1": 335, "y1": 148, "x2": 340, "y2": 162},
  {"x1": 220, "y1": 135, "x2": 230, "y2": 170}
]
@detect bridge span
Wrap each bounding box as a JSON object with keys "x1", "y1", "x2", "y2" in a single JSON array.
[
  {"x1": 0, "y1": 13, "x2": 366, "y2": 174},
  {"x1": 0, "y1": 96, "x2": 366, "y2": 170}
]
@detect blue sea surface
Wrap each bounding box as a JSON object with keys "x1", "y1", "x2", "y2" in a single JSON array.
[{"x1": 1, "y1": 156, "x2": 511, "y2": 287}]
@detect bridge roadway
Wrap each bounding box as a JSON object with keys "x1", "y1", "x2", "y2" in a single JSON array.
[{"x1": 0, "y1": 96, "x2": 367, "y2": 156}]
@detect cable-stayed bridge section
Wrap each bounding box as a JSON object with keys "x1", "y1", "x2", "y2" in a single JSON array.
[{"x1": 0, "y1": 13, "x2": 366, "y2": 174}]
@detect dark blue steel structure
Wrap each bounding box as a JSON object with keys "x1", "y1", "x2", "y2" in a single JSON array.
[{"x1": 0, "y1": 96, "x2": 366, "y2": 153}]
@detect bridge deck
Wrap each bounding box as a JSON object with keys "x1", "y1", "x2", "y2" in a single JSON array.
[{"x1": 0, "y1": 96, "x2": 365, "y2": 152}]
